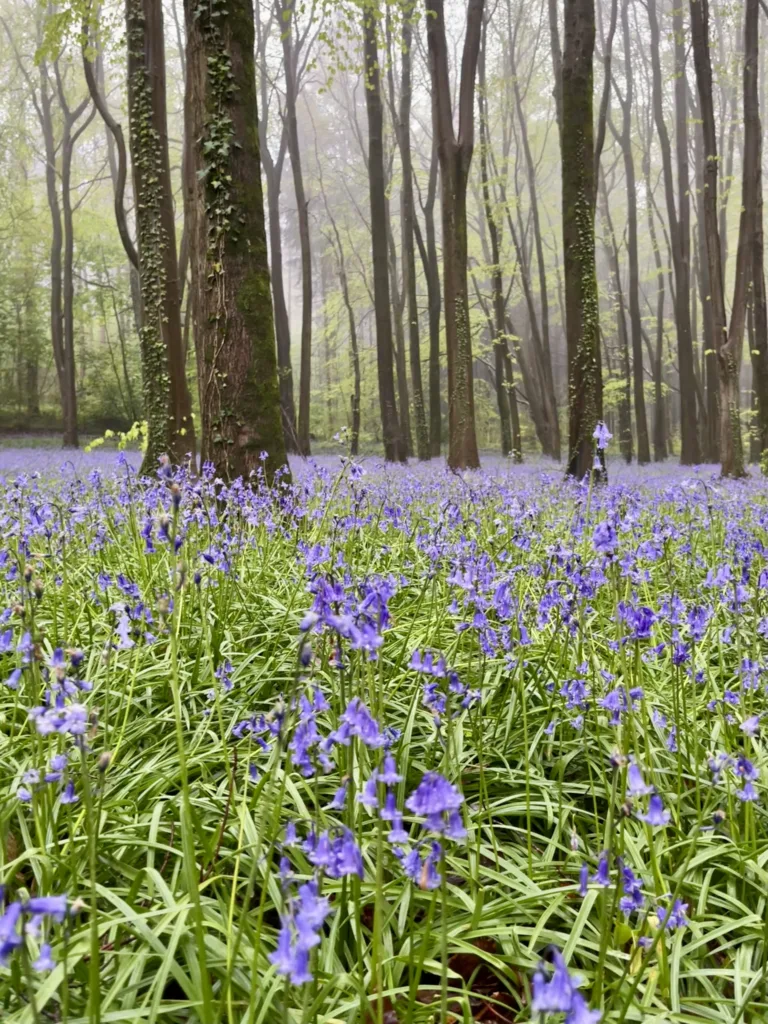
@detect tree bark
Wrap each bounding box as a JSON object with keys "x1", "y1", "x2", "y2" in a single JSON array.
[
  {"x1": 127, "y1": 0, "x2": 195, "y2": 472},
  {"x1": 276, "y1": 0, "x2": 312, "y2": 456},
  {"x1": 386, "y1": 196, "x2": 414, "y2": 456},
  {"x1": 362, "y1": 3, "x2": 405, "y2": 461},
  {"x1": 646, "y1": 0, "x2": 700, "y2": 464},
  {"x1": 509, "y1": 12, "x2": 559, "y2": 458},
  {"x1": 425, "y1": 0, "x2": 483, "y2": 470},
  {"x1": 614, "y1": 0, "x2": 649, "y2": 462},
  {"x1": 413, "y1": 140, "x2": 442, "y2": 457},
  {"x1": 689, "y1": 0, "x2": 746, "y2": 477},
  {"x1": 599, "y1": 172, "x2": 632, "y2": 462},
  {"x1": 256, "y1": 12, "x2": 298, "y2": 452},
  {"x1": 392, "y1": 14, "x2": 429, "y2": 459},
  {"x1": 184, "y1": 0, "x2": 288, "y2": 481},
  {"x1": 478, "y1": 21, "x2": 519, "y2": 459},
  {"x1": 562, "y1": 0, "x2": 603, "y2": 479},
  {"x1": 747, "y1": 0, "x2": 768, "y2": 461}
]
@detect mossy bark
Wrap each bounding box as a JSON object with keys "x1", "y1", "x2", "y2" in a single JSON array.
[
  {"x1": 184, "y1": 0, "x2": 288, "y2": 482},
  {"x1": 562, "y1": 0, "x2": 604, "y2": 479},
  {"x1": 126, "y1": 0, "x2": 196, "y2": 474}
]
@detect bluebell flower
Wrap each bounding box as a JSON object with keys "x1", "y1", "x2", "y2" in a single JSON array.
[
  {"x1": 33, "y1": 942, "x2": 55, "y2": 972},
  {"x1": 736, "y1": 781, "x2": 759, "y2": 802},
  {"x1": 0, "y1": 902, "x2": 22, "y2": 964},
  {"x1": 593, "y1": 422, "x2": 613, "y2": 451},
  {"x1": 626, "y1": 762, "x2": 653, "y2": 798},
  {"x1": 638, "y1": 794, "x2": 670, "y2": 828},
  {"x1": 405, "y1": 772, "x2": 463, "y2": 835},
  {"x1": 379, "y1": 753, "x2": 402, "y2": 785},
  {"x1": 578, "y1": 863, "x2": 588, "y2": 897},
  {"x1": 590, "y1": 851, "x2": 610, "y2": 887},
  {"x1": 740, "y1": 715, "x2": 760, "y2": 737},
  {"x1": 59, "y1": 781, "x2": 78, "y2": 805},
  {"x1": 268, "y1": 922, "x2": 294, "y2": 975},
  {"x1": 327, "y1": 781, "x2": 348, "y2": 810},
  {"x1": 566, "y1": 992, "x2": 602, "y2": 1024},
  {"x1": 657, "y1": 898, "x2": 689, "y2": 931},
  {"x1": 532, "y1": 949, "x2": 576, "y2": 1012},
  {"x1": 357, "y1": 771, "x2": 379, "y2": 809}
]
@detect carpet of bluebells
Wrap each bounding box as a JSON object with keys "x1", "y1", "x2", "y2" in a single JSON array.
[{"x1": 0, "y1": 444, "x2": 767, "y2": 1024}]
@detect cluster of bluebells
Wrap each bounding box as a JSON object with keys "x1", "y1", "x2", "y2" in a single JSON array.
[
  {"x1": 0, "y1": 893, "x2": 76, "y2": 972},
  {"x1": 579, "y1": 848, "x2": 688, "y2": 934},
  {"x1": 19, "y1": 647, "x2": 98, "y2": 807},
  {"x1": 532, "y1": 947, "x2": 601, "y2": 1023},
  {"x1": 410, "y1": 649, "x2": 480, "y2": 728},
  {"x1": 709, "y1": 751, "x2": 760, "y2": 803},
  {"x1": 300, "y1": 573, "x2": 399, "y2": 660}
]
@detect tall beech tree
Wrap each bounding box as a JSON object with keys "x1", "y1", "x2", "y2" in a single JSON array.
[
  {"x1": 611, "y1": 0, "x2": 649, "y2": 463},
  {"x1": 413, "y1": 140, "x2": 442, "y2": 456},
  {"x1": 184, "y1": 0, "x2": 288, "y2": 481},
  {"x1": 388, "y1": 8, "x2": 429, "y2": 459},
  {"x1": 362, "y1": 1, "x2": 405, "y2": 461},
  {"x1": 256, "y1": 10, "x2": 298, "y2": 452},
  {"x1": 689, "y1": 0, "x2": 745, "y2": 477},
  {"x1": 645, "y1": 0, "x2": 699, "y2": 464},
  {"x1": 275, "y1": 0, "x2": 313, "y2": 456},
  {"x1": 744, "y1": 0, "x2": 768, "y2": 458},
  {"x1": 125, "y1": 0, "x2": 195, "y2": 472},
  {"x1": 562, "y1": 0, "x2": 603, "y2": 478},
  {"x1": 425, "y1": 0, "x2": 483, "y2": 470}
]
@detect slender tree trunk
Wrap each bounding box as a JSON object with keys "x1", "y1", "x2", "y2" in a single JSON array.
[
  {"x1": 397, "y1": 16, "x2": 429, "y2": 459},
  {"x1": 426, "y1": 0, "x2": 484, "y2": 470},
  {"x1": 599, "y1": 173, "x2": 632, "y2": 462},
  {"x1": 256, "y1": 14, "x2": 298, "y2": 452},
  {"x1": 562, "y1": 0, "x2": 603, "y2": 479},
  {"x1": 276, "y1": 0, "x2": 312, "y2": 456},
  {"x1": 414, "y1": 142, "x2": 442, "y2": 456},
  {"x1": 510, "y1": 16, "x2": 559, "y2": 459},
  {"x1": 646, "y1": 0, "x2": 700, "y2": 463},
  {"x1": 127, "y1": 0, "x2": 195, "y2": 472},
  {"x1": 479, "y1": 22, "x2": 519, "y2": 459},
  {"x1": 387, "y1": 198, "x2": 413, "y2": 455},
  {"x1": 362, "y1": 4, "x2": 405, "y2": 461},
  {"x1": 689, "y1": 0, "x2": 745, "y2": 477},
  {"x1": 693, "y1": 110, "x2": 720, "y2": 462},
  {"x1": 184, "y1": 0, "x2": 288, "y2": 481},
  {"x1": 615, "y1": 0, "x2": 649, "y2": 462},
  {"x1": 749, "y1": 0, "x2": 768, "y2": 460}
]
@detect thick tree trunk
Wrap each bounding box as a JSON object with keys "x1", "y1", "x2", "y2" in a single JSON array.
[
  {"x1": 184, "y1": 0, "x2": 288, "y2": 481},
  {"x1": 127, "y1": 0, "x2": 195, "y2": 472},
  {"x1": 689, "y1": 0, "x2": 745, "y2": 477},
  {"x1": 362, "y1": 5, "x2": 405, "y2": 461},
  {"x1": 646, "y1": 0, "x2": 700, "y2": 464},
  {"x1": 562, "y1": 0, "x2": 603, "y2": 479},
  {"x1": 276, "y1": 0, "x2": 312, "y2": 456},
  {"x1": 426, "y1": 0, "x2": 483, "y2": 470}
]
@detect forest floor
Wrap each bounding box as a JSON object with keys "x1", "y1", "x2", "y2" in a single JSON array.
[{"x1": 0, "y1": 451, "x2": 764, "y2": 1023}]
